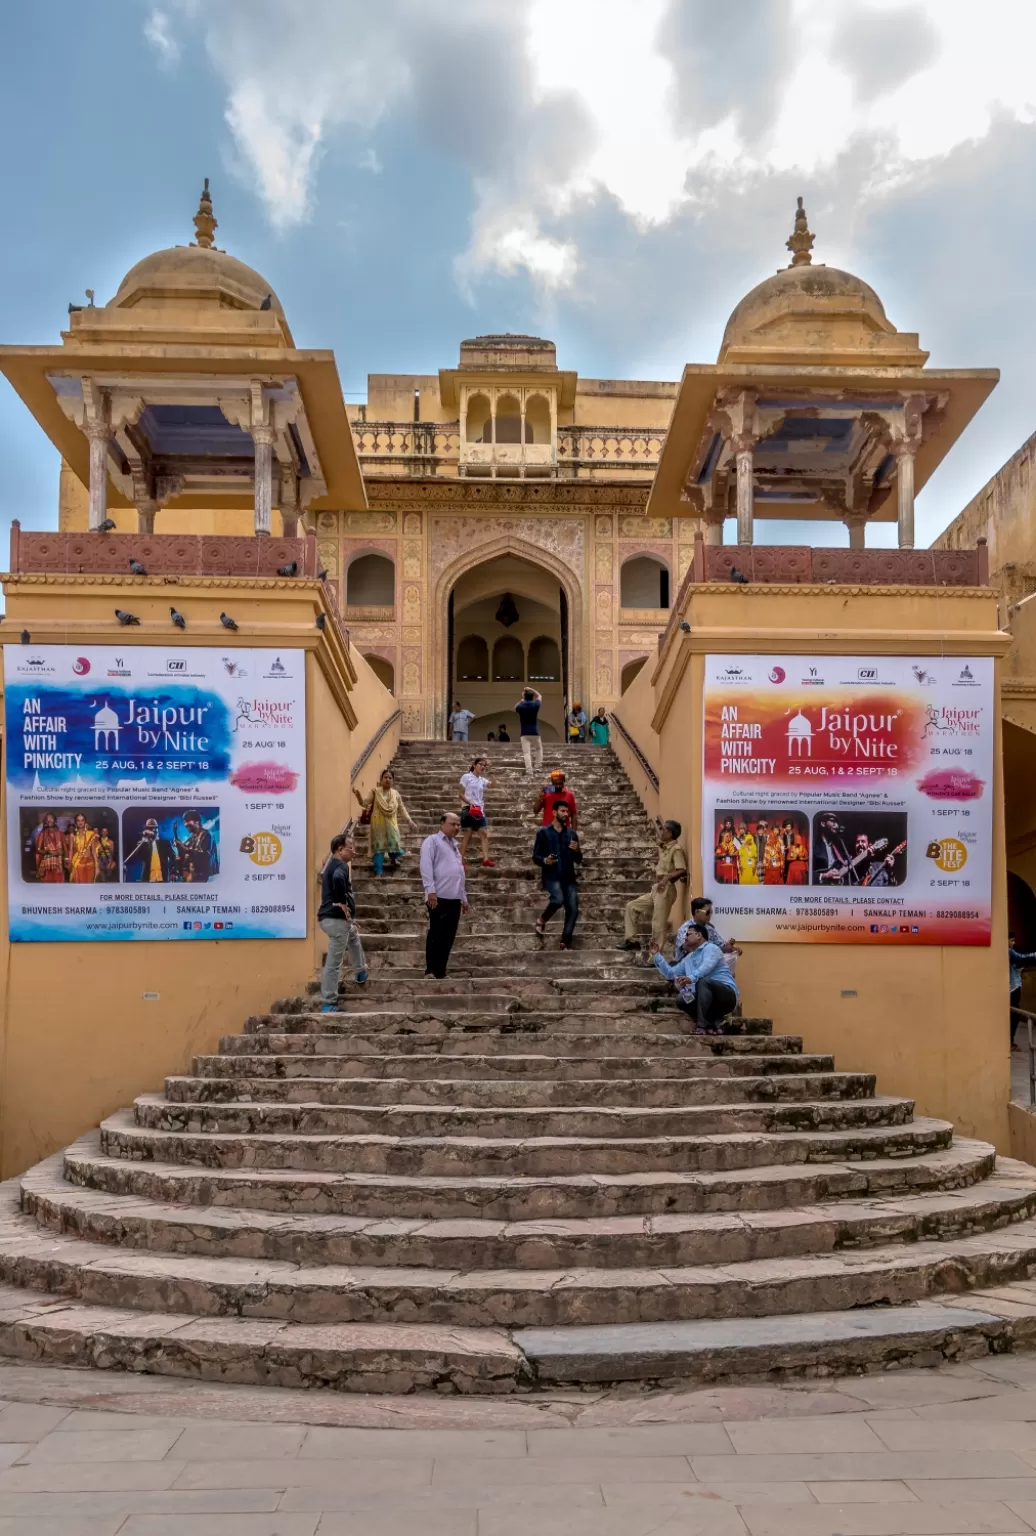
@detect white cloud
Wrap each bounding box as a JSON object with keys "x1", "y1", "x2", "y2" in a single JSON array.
[{"x1": 143, "y1": 8, "x2": 180, "y2": 66}]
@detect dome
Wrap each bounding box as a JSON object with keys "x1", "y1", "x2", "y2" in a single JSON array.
[
  {"x1": 717, "y1": 198, "x2": 924, "y2": 366},
  {"x1": 108, "y1": 180, "x2": 285, "y2": 319}
]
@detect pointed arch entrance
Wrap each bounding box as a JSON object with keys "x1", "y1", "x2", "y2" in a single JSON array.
[{"x1": 432, "y1": 536, "x2": 584, "y2": 739}]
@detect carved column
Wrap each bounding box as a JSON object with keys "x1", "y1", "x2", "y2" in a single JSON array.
[
  {"x1": 844, "y1": 513, "x2": 867, "y2": 550},
  {"x1": 85, "y1": 417, "x2": 112, "y2": 531},
  {"x1": 894, "y1": 441, "x2": 915, "y2": 549},
  {"x1": 703, "y1": 508, "x2": 726, "y2": 547},
  {"x1": 280, "y1": 466, "x2": 301, "y2": 535},
  {"x1": 733, "y1": 436, "x2": 756, "y2": 546},
  {"x1": 253, "y1": 425, "x2": 275, "y2": 536}
]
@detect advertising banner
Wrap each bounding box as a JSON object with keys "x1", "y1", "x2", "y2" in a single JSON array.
[
  {"x1": 701, "y1": 654, "x2": 994, "y2": 945},
  {"x1": 5, "y1": 645, "x2": 307, "y2": 941}
]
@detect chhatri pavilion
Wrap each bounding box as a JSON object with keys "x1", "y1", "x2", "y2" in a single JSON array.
[{"x1": 0, "y1": 184, "x2": 998, "y2": 741}]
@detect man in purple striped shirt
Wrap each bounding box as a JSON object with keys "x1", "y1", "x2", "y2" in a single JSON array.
[{"x1": 419, "y1": 811, "x2": 470, "y2": 978}]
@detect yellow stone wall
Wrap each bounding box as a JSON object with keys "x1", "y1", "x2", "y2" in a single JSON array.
[
  {"x1": 0, "y1": 575, "x2": 399, "y2": 1178},
  {"x1": 614, "y1": 581, "x2": 1012, "y2": 1152}
]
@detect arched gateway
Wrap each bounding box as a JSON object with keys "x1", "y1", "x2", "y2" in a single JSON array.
[{"x1": 431, "y1": 537, "x2": 584, "y2": 740}]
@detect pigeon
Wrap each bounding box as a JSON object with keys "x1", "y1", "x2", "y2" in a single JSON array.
[
  {"x1": 260, "y1": 293, "x2": 273, "y2": 310},
  {"x1": 170, "y1": 607, "x2": 187, "y2": 629},
  {"x1": 220, "y1": 612, "x2": 238, "y2": 631},
  {"x1": 95, "y1": 518, "x2": 117, "y2": 533},
  {"x1": 679, "y1": 620, "x2": 691, "y2": 633},
  {"x1": 729, "y1": 566, "x2": 749, "y2": 584},
  {"x1": 115, "y1": 609, "x2": 140, "y2": 626},
  {"x1": 20, "y1": 630, "x2": 30, "y2": 645},
  {"x1": 277, "y1": 561, "x2": 298, "y2": 577},
  {"x1": 129, "y1": 559, "x2": 148, "y2": 576},
  {"x1": 317, "y1": 567, "x2": 329, "y2": 581},
  {"x1": 315, "y1": 613, "x2": 327, "y2": 631}
]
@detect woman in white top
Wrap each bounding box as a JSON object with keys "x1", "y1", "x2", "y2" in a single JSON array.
[{"x1": 459, "y1": 756, "x2": 494, "y2": 867}]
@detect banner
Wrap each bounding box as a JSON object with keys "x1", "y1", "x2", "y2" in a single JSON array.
[
  {"x1": 701, "y1": 654, "x2": 994, "y2": 945},
  {"x1": 5, "y1": 646, "x2": 307, "y2": 942}
]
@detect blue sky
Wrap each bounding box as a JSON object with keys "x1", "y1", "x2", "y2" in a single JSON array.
[{"x1": 3, "y1": 0, "x2": 1036, "y2": 552}]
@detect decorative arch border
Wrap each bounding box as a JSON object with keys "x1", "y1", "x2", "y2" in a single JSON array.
[{"x1": 431, "y1": 533, "x2": 585, "y2": 738}]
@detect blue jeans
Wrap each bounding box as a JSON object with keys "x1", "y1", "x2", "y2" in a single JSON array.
[{"x1": 541, "y1": 879, "x2": 579, "y2": 943}]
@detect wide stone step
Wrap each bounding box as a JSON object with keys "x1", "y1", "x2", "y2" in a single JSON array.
[
  {"x1": 240, "y1": 1014, "x2": 774, "y2": 1041},
  {"x1": 218, "y1": 1029, "x2": 804, "y2": 1058},
  {"x1": 64, "y1": 1133, "x2": 998, "y2": 1220},
  {"x1": 192, "y1": 1051, "x2": 836, "y2": 1082},
  {"x1": 99, "y1": 1108, "x2": 949, "y2": 1175},
  {"x1": 24, "y1": 1153, "x2": 1036, "y2": 1271},
  {"x1": 8, "y1": 1186, "x2": 1036, "y2": 1328},
  {"x1": 164, "y1": 1070, "x2": 875, "y2": 1109},
  {"x1": 133, "y1": 1090, "x2": 911, "y2": 1141}
]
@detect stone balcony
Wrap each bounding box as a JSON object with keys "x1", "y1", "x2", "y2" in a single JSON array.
[{"x1": 352, "y1": 421, "x2": 665, "y2": 480}]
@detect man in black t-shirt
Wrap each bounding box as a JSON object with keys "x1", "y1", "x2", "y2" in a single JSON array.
[{"x1": 515, "y1": 687, "x2": 543, "y2": 775}]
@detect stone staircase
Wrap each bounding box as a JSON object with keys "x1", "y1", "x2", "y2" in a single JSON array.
[{"x1": 4, "y1": 739, "x2": 1036, "y2": 1395}]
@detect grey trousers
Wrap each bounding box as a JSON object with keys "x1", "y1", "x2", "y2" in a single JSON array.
[{"x1": 319, "y1": 916, "x2": 367, "y2": 1006}]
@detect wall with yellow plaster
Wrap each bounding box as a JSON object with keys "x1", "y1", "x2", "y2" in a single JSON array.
[
  {"x1": 629, "y1": 582, "x2": 1012, "y2": 1152},
  {"x1": 0, "y1": 575, "x2": 397, "y2": 1177}
]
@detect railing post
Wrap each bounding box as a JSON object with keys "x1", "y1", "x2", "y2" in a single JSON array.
[
  {"x1": 10, "y1": 518, "x2": 20, "y2": 573},
  {"x1": 693, "y1": 529, "x2": 705, "y2": 584},
  {"x1": 977, "y1": 537, "x2": 989, "y2": 587}
]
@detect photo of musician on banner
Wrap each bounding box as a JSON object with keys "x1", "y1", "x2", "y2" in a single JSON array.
[
  {"x1": 812, "y1": 810, "x2": 908, "y2": 888},
  {"x1": 121, "y1": 807, "x2": 220, "y2": 884},
  {"x1": 712, "y1": 810, "x2": 810, "y2": 886}
]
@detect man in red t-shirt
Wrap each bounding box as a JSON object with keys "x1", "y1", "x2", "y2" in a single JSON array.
[{"x1": 535, "y1": 769, "x2": 578, "y2": 830}]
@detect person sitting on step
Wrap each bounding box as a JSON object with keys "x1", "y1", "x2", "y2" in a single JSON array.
[
  {"x1": 649, "y1": 922, "x2": 738, "y2": 1035},
  {"x1": 619, "y1": 817, "x2": 687, "y2": 952},
  {"x1": 674, "y1": 896, "x2": 741, "y2": 972}
]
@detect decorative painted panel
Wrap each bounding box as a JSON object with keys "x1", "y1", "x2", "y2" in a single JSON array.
[
  {"x1": 346, "y1": 510, "x2": 397, "y2": 533},
  {"x1": 402, "y1": 541, "x2": 423, "y2": 580},
  {"x1": 595, "y1": 543, "x2": 613, "y2": 581},
  {"x1": 620, "y1": 516, "x2": 671, "y2": 538}
]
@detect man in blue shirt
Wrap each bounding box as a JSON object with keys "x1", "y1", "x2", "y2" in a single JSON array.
[
  {"x1": 515, "y1": 687, "x2": 543, "y2": 775},
  {"x1": 650, "y1": 922, "x2": 739, "y2": 1034}
]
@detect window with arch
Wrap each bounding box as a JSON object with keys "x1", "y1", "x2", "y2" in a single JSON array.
[
  {"x1": 620, "y1": 554, "x2": 670, "y2": 609},
  {"x1": 493, "y1": 392, "x2": 528, "y2": 444},
  {"x1": 457, "y1": 634, "x2": 489, "y2": 680},
  {"x1": 347, "y1": 552, "x2": 396, "y2": 608},
  {"x1": 465, "y1": 392, "x2": 492, "y2": 443},
  {"x1": 525, "y1": 394, "x2": 551, "y2": 444},
  {"x1": 364, "y1": 654, "x2": 395, "y2": 694},
  {"x1": 621, "y1": 656, "x2": 649, "y2": 695},
  {"x1": 492, "y1": 635, "x2": 525, "y2": 681},
  {"x1": 527, "y1": 634, "x2": 560, "y2": 681}
]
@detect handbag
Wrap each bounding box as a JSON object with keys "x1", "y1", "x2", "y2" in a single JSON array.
[{"x1": 358, "y1": 803, "x2": 372, "y2": 826}]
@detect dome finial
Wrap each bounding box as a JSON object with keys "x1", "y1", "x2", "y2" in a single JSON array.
[
  {"x1": 192, "y1": 178, "x2": 217, "y2": 250},
  {"x1": 786, "y1": 195, "x2": 814, "y2": 268}
]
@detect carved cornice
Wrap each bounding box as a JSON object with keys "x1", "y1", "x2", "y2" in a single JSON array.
[
  {"x1": 688, "y1": 582, "x2": 995, "y2": 598},
  {"x1": 365, "y1": 480, "x2": 650, "y2": 510},
  {"x1": 2, "y1": 573, "x2": 320, "y2": 592}
]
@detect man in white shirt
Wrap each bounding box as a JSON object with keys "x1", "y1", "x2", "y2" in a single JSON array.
[
  {"x1": 448, "y1": 702, "x2": 475, "y2": 742},
  {"x1": 419, "y1": 811, "x2": 470, "y2": 978}
]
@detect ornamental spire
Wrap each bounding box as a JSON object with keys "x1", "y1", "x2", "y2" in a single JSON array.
[
  {"x1": 786, "y1": 195, "x2": 814, "y2": 268},
  {"x1": 192, "y1": 177, "x2": 217, "y2": 249}
]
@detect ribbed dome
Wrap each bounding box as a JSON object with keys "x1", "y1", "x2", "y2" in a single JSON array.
[
  {"x1": 112, "y1": 244, "x2": 284, "y2": 315},
  {"x1": 720, "y1": 262, "x2": 893, "y2": 358},
  {"x1": 108, "y1": 180, "x2": 285, "y2": 319}
]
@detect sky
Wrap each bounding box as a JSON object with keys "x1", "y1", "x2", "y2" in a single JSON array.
[{"x1": 3, "y1": 0, "x2": 1036, "y2": 552}]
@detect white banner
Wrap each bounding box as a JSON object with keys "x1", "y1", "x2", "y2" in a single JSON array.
[
  {"x1": 5, "y1": 645, "x2": 307, "y2": 942},
  {"x1": 701, "y1": 654, "x2": 994, "y2": 945}
]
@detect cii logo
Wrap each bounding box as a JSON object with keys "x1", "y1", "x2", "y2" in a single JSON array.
[
  {"x1": 167, "y1": 659, "x2": 187, "y2": 673},
  {"x1": 858, "y1": 667, "x2": 878, "y2": 681}
]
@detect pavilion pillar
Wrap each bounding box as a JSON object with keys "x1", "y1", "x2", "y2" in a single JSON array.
[
  {"x1": 894, "y1": 442, "x2": 916, "y2": 549},
  {"x1": 253, "y1": 425, "x2": 275, "y2": 537},
  {"x1": 703, "y1": 510, "x2": 725, "y2": 546},
  {"x1": 279, "y1": 466, "x2": 301, "y2": 535},
  {"x1": 733, "y1": 439, "x2": 755, "y2": 545},
  {"x1": 844, "y1": 514, "x2": 867, "y2": 550},
  {"x1": 85, "y1": 420, "x2": 113, "y2": 530}
]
